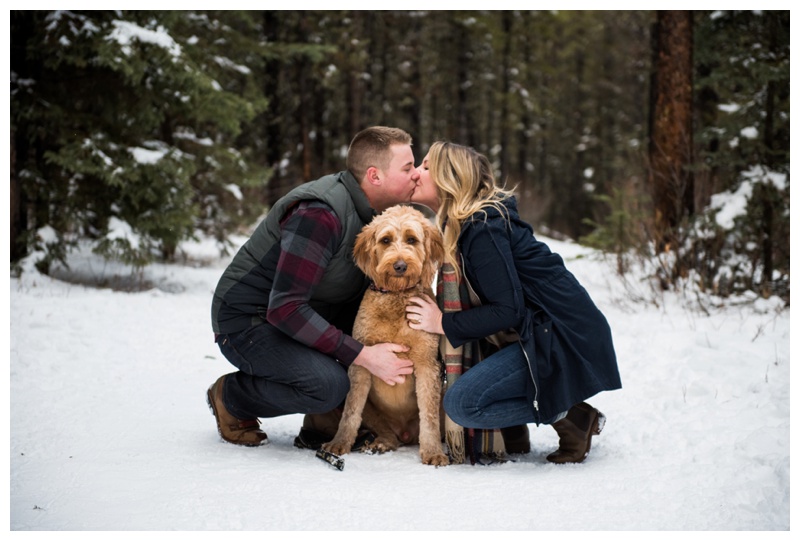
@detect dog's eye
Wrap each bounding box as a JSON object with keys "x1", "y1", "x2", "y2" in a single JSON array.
[
  {"x1": 406, "y1": 237, "x2": 417, "y2": 245},
  {"x1": 380, "y1": 236, "x2": 392, "y2": 245}
]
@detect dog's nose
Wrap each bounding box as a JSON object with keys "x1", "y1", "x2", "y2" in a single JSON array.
[{"x1": 393, "y1": 260, "x2": 407, "y2": 274}]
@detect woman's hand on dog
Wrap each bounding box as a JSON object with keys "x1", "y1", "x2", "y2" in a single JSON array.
[
  {"x1": 353, "y1": 343, "x2": 414, "y2": 386},
  {"x1": 406, "y1": 295, "x2": 444, "y2": 335}
]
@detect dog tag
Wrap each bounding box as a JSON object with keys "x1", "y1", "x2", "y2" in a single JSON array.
[{"x1": 316, "y1": 449, "x2": 345, "y2": 471}]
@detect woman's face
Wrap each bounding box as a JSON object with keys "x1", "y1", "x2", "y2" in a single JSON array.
[{"x1": 411, "y1": 152, "x2": 440, "y2": 211}]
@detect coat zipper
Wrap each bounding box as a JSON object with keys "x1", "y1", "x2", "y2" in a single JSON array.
[{"x1": 519, "y1": 338, "x2": 540, "y2": 414}]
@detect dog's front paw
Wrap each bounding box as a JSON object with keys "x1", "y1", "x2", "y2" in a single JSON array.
[
  {"x1": 364, "y1": 435, "x2": 399, "y2": 454},
  {"x1": 421, "y1": 450, "x2": 449, "y2": 466},
  {"x1": 321, "y1": 439, "x2": 352, "y2": 457}
]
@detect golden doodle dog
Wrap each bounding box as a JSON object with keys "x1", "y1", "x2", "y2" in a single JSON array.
[{"x1": 321, "y1": 205, "x2": 449, "y2": 466}]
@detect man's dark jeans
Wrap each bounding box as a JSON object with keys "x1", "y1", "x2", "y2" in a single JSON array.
[{"x1": 216, "y1": 324, "x2": 349, "y2": 420}]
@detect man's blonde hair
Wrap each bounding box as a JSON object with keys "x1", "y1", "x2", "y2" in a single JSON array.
[
  {"x1": 347, "y1": 126, "x2": 413, "y2": 181},
  {"x1": 428, "y1": 141, "x2": 515, "y2": 278}
]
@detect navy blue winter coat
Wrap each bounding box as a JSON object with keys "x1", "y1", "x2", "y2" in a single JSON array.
[{"x1": 441, "y1": 197, "x2": 621, "y2": 423}]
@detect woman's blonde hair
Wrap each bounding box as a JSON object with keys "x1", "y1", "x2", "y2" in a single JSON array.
[{"x1": 428, "y1": 141, "x2": 515, "y2": 278}]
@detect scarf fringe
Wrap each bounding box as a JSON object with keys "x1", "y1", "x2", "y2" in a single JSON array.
[
  {"x1": 444, "y1": 414, "x2": 508, "y2": 466},
  {"x1": 471, "y1": 429, "x2": 508, "y2": 466},
  {"x1": 445, "y1": 415, "x2": 466, "y2": 464}
]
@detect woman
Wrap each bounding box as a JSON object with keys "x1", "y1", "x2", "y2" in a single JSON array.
[{"x1": 406, "y1": 141, "x2": 621, "y2": 464}]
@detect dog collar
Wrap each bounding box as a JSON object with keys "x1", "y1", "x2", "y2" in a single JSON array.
[{"x1": 368, "y1": 281, "x2": 418, "y2": 294}]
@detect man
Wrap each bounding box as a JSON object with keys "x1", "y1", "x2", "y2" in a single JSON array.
[{"x1": 208, "y1": 126, "x2": 419, "y2": 447}]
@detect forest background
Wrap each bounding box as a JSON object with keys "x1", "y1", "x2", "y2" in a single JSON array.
[{"x1": 9, "y1": 10, "x2": 790, "y2": 303}]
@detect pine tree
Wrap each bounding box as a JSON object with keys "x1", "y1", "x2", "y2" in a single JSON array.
[
  {"x1": 11, "y1": 10, "x2": 269, "y2": 270},
  {"x1": 691, "y1": 10, "x2": 789, "y2": 299}
]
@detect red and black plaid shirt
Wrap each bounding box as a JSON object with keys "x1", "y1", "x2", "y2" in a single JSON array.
[{"x1": 265, "y1": 201, "x2": 363, "y2": 365}]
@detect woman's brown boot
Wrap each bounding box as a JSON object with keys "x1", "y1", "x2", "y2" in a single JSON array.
[
  {"x1": 546, "y1": 402, "x2": 605, "y2": 464},
  {"x1": 501, "y1": 424, "x2": 531, "y2": 454}
]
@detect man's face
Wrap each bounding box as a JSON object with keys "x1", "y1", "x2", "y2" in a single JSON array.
[{"x1": 377, "y1": 144, "x2": 420, "y2": 206}]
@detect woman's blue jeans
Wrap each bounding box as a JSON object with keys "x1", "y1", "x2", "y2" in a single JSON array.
[
  {"x1": 216, "y1": 324, "x2": 349, "y2": 420},
  {"x1": 443, "y1": 343, "x2": 555, "y2": 428}
]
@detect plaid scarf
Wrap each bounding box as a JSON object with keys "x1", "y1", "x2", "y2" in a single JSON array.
[{"x1": 438, "y1": 253, "x2": 507, "y2": 465}]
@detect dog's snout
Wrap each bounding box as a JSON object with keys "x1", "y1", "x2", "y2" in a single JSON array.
[{"x1": 393, "y1": 260, "x2": 407, "y2": 274}]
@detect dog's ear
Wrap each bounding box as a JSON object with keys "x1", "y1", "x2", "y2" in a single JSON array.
[{"x1": 352, "y1": 222, "x2": 376, "y2": 274}]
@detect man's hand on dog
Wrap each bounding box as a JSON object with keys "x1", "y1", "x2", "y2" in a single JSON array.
[{"x1": 353, "y1": 343, "x2": 414, "y2": 386}]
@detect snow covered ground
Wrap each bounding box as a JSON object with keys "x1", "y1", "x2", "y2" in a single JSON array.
[{"x1": 8, "y1": 234, "x2": 791, "y2": 531}]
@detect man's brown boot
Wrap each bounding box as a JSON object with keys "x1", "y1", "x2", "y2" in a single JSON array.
[
  {"x1": 293, "y1": 411, "x2": 342, "y2": 450},
  {"x1": 207, "y1": 375, "x2": 268, "y2": 447},
  {"x1": 546, "y1": 402, "x2": 605, "y2": 464},
  {"x1": 293, "y1": 410, "x2": 375, "y2": 451}
]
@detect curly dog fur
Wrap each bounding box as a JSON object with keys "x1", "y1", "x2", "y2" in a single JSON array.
[{"x1": 321, "y1": 205, "x2": 448, "y2": 466}]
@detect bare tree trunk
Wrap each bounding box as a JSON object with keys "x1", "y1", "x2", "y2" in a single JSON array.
[
  {"x1": 498, "y1": 11, "x2": 513, "y2": 178},
  {"x1": 263, "y1": 12, "x2": 285, "y2": 206},
  {"x1": 649, "y1": 10, "x2": 694, "y2": 253},
  {"x1": 694, "y1": 57, "x2": 719, "y2": 213},
  {"x1": 517, "y1": 12, "x2": 532, "y2": 191},
  {"x1": 346, "y1": 13, "x2": 365, "y2": 138},
  {"x1": 757, "y1": 12, "x2": 782, "y2": 294},
  {"x1": 11, "y1": 128, "x2": 27, "y2": 262},
  {"x1": 456, "y1": 20, "x2": 473, "y2": 147},
  {"x1": 299, "y1": 70, "x2": 312, "y2": 183},
  {"x1": 296, "y1": 15, "x2": 313, "y2": 184}
]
